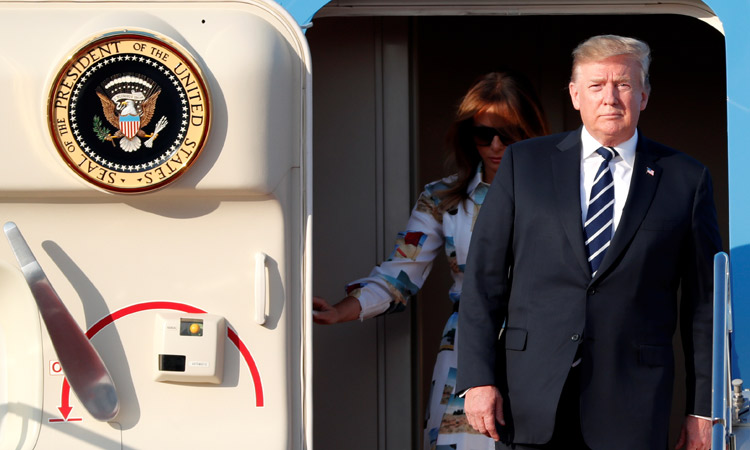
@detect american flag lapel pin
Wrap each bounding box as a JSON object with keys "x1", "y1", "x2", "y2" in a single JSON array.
[{"x1": 646, "y1": 167, "x2": 655, "y2": 176}]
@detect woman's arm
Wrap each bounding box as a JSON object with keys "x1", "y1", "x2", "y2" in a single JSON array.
[{"x1": 312, "y1": 296, "x2": 362, "y2": 324}]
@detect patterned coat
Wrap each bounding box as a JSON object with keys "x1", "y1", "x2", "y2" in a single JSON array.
[{"x1": 347, "y1": 169, "x2": 489, "y2": 319}]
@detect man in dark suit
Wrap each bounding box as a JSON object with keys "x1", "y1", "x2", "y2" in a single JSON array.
[{"x1": 456, "y1": 35, "x2": 721, "y2": 450}]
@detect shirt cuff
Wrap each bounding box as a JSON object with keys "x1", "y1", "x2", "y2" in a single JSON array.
[
  {"x1": 457, "y1": 387, "x2": 471, "y2": 398},
  {"x1": 349, "y1": 285, "x2": 392, "y2": 320},
  {"x1": 688, "y1": 414, "x2": 711, "y2": 421}
]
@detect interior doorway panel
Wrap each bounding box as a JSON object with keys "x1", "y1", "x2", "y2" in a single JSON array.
[{"x1": 310, "y1": 11, "x2": 727, "y2": 450}]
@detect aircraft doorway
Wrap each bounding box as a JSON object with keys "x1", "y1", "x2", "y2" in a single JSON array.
[{"x1": 309, "y1": 10, "x2": 727, "y2": 450}]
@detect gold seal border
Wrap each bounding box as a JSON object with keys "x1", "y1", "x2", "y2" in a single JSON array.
[{"x1": 47, "y1": 29, "x2": 212, "y2": 194}]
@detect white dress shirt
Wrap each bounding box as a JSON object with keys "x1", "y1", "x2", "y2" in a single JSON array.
[
  {"x1": 579, "y1": 127, "x2": 637, "y2": 234},
  {"x1": 578, "y1": 128, "x2": 711, "y2": 423}
]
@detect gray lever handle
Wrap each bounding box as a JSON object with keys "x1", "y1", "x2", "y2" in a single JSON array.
[{"x1": 3, "y1": 222, "x2": 119, "y2": 421}]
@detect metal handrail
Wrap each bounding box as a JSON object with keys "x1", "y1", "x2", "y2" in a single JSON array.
[{"x1": 712, "y1": 251, "x2": 732, "y2": 450}]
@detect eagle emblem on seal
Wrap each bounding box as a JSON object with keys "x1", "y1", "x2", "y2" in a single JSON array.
[{"x1": 95, "y1": 73, "x2": 168, "y2": 152}]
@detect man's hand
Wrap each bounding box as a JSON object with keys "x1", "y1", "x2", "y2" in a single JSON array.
[
  {"x1": 675, "y1": 415, "x2": 711, "y2": 450},
  {"x1": 464, "y1": 385, "x2": 504, "y2": 441}
]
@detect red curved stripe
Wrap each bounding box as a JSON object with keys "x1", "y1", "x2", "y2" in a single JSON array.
[
  {"x1": 86, "y1": 301, "x2": 206, "y2": 338},
  {"x1": 83, "y1": 301, "x2": 263, "y2": 407},
  {"x1": 228, "y1": 328, "x2": 264, "y2": 407}
]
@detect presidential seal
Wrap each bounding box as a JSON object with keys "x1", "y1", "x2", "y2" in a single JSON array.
[{"x1": 48, "y1": 30, "x2": 211, "y2": 193}]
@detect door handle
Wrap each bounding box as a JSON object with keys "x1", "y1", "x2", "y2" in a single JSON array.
[
  {"x1": 255, "y1": 252, "x2": 267, "y2": 325},
  {"x1": 3, "y1": 222, "x2": 119, "y2": 421}
]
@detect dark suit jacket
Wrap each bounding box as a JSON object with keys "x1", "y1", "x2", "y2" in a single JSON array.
[{"x1": 456, "y1": 128, "x2": 722, "y2": 450}]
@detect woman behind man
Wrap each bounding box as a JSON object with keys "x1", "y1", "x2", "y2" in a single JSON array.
[{"x1": 313, "y1": 71, "x2": 548, "y2": 450}]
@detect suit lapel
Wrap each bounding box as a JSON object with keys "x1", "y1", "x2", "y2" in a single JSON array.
[
  {"x1": 551, "y1": 130, "x2": 591, "y2": 277},
  {"x1": 593, "y1": 135, "x2": 662, "y2": 281}
]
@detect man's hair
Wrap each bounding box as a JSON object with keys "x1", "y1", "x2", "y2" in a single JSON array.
[{"x1": 570, "y1": 34, "x2": 651, "y2": 92}]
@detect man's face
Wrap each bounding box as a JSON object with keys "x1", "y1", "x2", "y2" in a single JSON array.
[{"x1": 568, "y1": 55, "x2": 649, "y2": 147}]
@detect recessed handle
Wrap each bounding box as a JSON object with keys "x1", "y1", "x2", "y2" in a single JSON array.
[{"x1": 254, "y1": 252, "x2": 267, "y2": 325}]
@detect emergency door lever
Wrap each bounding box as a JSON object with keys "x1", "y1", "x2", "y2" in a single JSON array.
[{"x1": 3, "y1": 222, "x2": 120, "y2": 421}]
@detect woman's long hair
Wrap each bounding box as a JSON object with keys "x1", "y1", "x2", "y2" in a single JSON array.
[{"x1": 438, "y1": 72, "x2": 549, "y2": 214}]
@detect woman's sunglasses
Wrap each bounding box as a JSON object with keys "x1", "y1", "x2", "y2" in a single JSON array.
[{"x1": 471, "y1": 125, "x2": 514, "y2": 147}]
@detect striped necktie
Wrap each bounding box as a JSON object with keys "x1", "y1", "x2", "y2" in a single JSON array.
[{"x1": 585, "y1": 146, "x2": 618, "y2": 276}]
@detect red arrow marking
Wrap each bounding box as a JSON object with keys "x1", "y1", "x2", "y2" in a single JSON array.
[
  {"x1": 54, "y1": 301, "x2": 265, "y2": 421},
  {"x1": 58, "y1": 378, "x2": 72, "y2": 419}
]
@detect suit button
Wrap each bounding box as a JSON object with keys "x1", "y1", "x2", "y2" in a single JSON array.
[
  {"x1": 588, "y1": 288, "x2": 596, "y2": 295},
  {"x1": 571, "y1": 334, "x2": 581, "y2": 341}
]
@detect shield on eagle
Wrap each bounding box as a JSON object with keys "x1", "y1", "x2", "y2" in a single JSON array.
[{"x1": 119, "y1": 114, "x2": 141, "y2": 139}]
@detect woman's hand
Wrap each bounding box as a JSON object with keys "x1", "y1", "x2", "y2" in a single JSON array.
[
  {"x1": 312, "y1": 296, "x2": 362, "y2": 324},
  {"x1": 312, "y1": 297, "x2": 338, "y2": 324}
]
